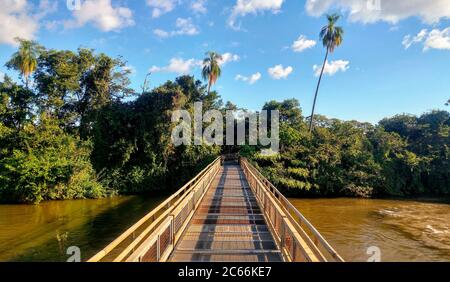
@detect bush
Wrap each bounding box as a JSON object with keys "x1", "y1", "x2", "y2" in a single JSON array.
[{"x1": 0, "y1": 116, "x2": 106, "y2": 204}]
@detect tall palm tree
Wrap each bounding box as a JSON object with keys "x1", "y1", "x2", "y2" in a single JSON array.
[
  {"x1": 6, "y1": 38, "x2": 41, "y2": 88},
  {"x1": 202, "y1": 51, "x2": 222, "y2": 95},
  {"x1": 309, "y1": 14, "x2": 344, "y2": 133}
]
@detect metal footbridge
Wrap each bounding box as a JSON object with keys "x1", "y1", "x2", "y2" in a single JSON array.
[{"x1": 88, "y1": 157, "x2": 344, "y2": 262}]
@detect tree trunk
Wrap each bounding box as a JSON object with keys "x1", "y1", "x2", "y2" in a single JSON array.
[
  {"x1": 207, "y1": 79, "x2": 212, "y2": 96},
  {"x1": 309, "y1": 48, "x2": 329, "y2": 133}
]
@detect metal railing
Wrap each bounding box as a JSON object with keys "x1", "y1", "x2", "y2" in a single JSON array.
[
  {"x1": 88, "y1": 157, "x2": 221, "y2": 262},
  {"x1": 240, "y1": 158, "x2": 344, "y2": 262}
]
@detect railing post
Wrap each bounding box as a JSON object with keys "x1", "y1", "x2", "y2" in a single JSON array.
[
  {"x1": 157, "y1": 234, "x2": 161, "y2": 262},
  {"x1": 280, "y1": 219, "x2": 286, "y2": 253},
  {"x1": 170, "y1": 215, "x2": 174, "y2": 249}
]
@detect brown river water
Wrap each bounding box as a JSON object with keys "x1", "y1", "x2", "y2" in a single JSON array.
[
  {"x1": 0, "y1": 197, "x2": 449, "y2": 262},
  {"x1": 289, "y1": 198, "x2": 450, "y2": 262}
]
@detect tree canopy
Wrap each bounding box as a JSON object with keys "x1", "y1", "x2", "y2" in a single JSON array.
[
  {"x1": 1, "y1": 41, "x2": 448, "y2": 203},
  {"x1": 248, "y1": 100, "x2": 449, "y2": 198}
]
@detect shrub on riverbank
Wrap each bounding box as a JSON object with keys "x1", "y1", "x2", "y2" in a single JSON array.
[{"x1": 0, "y1": 114, "x2": 106, "y2": 204}]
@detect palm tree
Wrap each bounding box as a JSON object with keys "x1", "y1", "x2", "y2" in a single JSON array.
[
  {"x1": 309, "y1": 14, "x2": 344, "y2": 133},
  {"x1": 202, "y1": 51, "x2": 222, "y2": 95},
  {"x1": 5, "y1": 38, "x2": 42, "y2": 88}
]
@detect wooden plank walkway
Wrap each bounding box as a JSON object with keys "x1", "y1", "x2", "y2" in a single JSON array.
[{"x1": 170, "y1": 164, "x2": 283, "y2": 262}]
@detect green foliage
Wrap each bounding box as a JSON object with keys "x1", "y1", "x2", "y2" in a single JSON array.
[
  {"x1": 1, "y1": 42, "x2": 221, "y2": 204},
  {"x1": 320, "y1": 14, "x2": 344, "y2": 52},
  {"x1": 5, "y1": 38, "x2": 43, "y2": 87},
  {"x1": 0, "y1": 76, "x2": 35, "y2": 129},
  {"x1": 378, "y1": 111, "x2": 450, "y2": 195},
  {"x1": 0, "y1": 114, "x2": 105, "y2": 204},
  {"x1": 249, "y1": 99, "x2": 450, "y2": 198},
  {"x1": 202, "y1": 51, "x2": 222, "y2": 94},
  {"x1": 1, "y1": 41, "x2": 448, "y2": 204},
  {"x1": 91, "y1": 75, "x2": 221, "y2": 194},
  {"x1": 33, "y1": 47, "x2": 134, "y2": 135},
  {"x1": 263, "y1": 99, "x2": 302, "y2": 125}
]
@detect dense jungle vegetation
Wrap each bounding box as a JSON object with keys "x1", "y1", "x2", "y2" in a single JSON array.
[
  {"x1": 0, "y1": 40, "x2": 448, "y2": 203},
  {"x1": 0, "y1": 41, "x2": 220, "y2": 203},
  {"x1": 247, "y1": 99, "x2": 449, "y2": 198}
]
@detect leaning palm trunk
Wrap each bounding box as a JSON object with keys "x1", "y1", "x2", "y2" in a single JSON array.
[{"x1": 309, "y1": 48, "x2": 329, "y2": 133}]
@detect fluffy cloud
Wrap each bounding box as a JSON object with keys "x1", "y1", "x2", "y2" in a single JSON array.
[
  {"x1": 149, "y1": 51, "x2": 239, "y2": 74},
  {"x1": 313, "y1": 60, "x2": 349, "y2": 76},
  {"x1": 305, "y1": 0, "x2": 450, "y2": 24},
  {"x1": 403, "y1": 28, "x2": 450, "y2": 51},
  {"x1": 0, "y1": 71, "x2": 4, "y2": 82},
  {"x1": 235, "y1": 72, "x2": 262, "y2": 84},
  {"x1": 0, "y1": 0, "x2": 41, "y2": 45},
  {"x1": 153, "y1": 29, "x2": 170, "y2": 38},
  {"x1": 65, "y1": 0, "x2": 134, "y2": 32},
  {"x1": 228, "y1": 0, "x2": 285, "y2": 29},
  {"x1": 218, "y1": 53, "x2": 240, "y2": 66},
  {"x1": 149, "y1": 58, "x2": 202, "y2": 74},
  {"x1": 191, "y1": 0, "x2": 207, "y2": 14},
  {"x1": 291, "y1": 35, "x2": 316, "y2": 52},
  {"x1": 147, "y1": 0, "x2": 178, "y2": 18},
  {"x1": 268, "y1": 65, "x2": 293, "y2": 79},
  {"x1": 425, "y1": 28, "x2": 450, "y2": 50},
  {"x1": 153, "y1": 17, "x2": 199, "y2": 38}
]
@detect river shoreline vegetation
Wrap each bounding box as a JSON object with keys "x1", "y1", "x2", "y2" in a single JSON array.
[
  {"x1": 0, "y1": 39, "x2": 221, "y2": 204},
  {"x1": 246, "y1": 100, "x2": 449, "y2": 198},
  {"x1": 0, "y1": 39, "x2": 449, "y2": 204}
]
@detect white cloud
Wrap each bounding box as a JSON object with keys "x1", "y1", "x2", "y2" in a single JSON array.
[
  {"x1": 291, "y1": 35, "x2": 316, "y2": 52},
  {"x1": 425, "y1": 28, "x2": 450, "y2": 50},
  {"x1": 147, "y1": 0, "x2": 178, "y2": 18},
  {"x1": 268, "y1": 65, "x2": 293, "y2": 79},
  {"x1": 153, "y1": 17, "x2": 199, "y2": 38},
  {"x1": 403, "y1": 28, "x2": 450, "y2": 51},
  {"x1": 305, "y1": 0, "x2": 450, "y2": 24},
  {"x1": 65, "y1": 0, "x2": 134, "y2": 32},
  {"x1": 37, "y1": 0, "x2": 58, "y2": 17},
  {"x1": 402, "y1": 29, "x2": 428, "y2": 49},
  {"x1": 218, "y1": 53, "x2": 240, "y2": 66},
  {"x1": 235, "y1": 72, "x2": 261, "y2": 84},
  {"x1": 149, "y1": 51, "x2": 239, "y2": 74},
  {"x1": 150, "y1": 58, "x2": 202, "y2": 74},
  {"x1": 0, "y1": 0, "x2": 40, "y2": 46},
  {"x1": 173, "y1": 17, "x2": 199, "y2": 35},
  {"x1": 153, "y1": 29, "x2": 170, "y2": 38},
  {"x1": 247, "y1": 72, "x2": 262, "y2": 84},
  {"x1": 228, "y1": 0, "x2": 285, "y2": 29},
  {"x1": 0, "y1": 71, "x2": 5, "y2": 82},
  {"x1": 313, "y1": 60, "x2": 349, "y2": 76},
  {"x1": 191, "y1": 0, "x2": 207, "y2": 14}
]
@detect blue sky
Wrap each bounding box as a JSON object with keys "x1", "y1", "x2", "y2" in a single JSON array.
[{"x1": 1, "y1": 0, "x2": 449, "y2": 123}]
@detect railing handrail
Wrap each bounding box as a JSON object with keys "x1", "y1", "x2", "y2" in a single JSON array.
[
  {"x1": 240, "y1": 158, "x2": 344, "y2": 262},
  {"x1": 88, "y1": 157, "x2": 221, "y2": 262}
]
